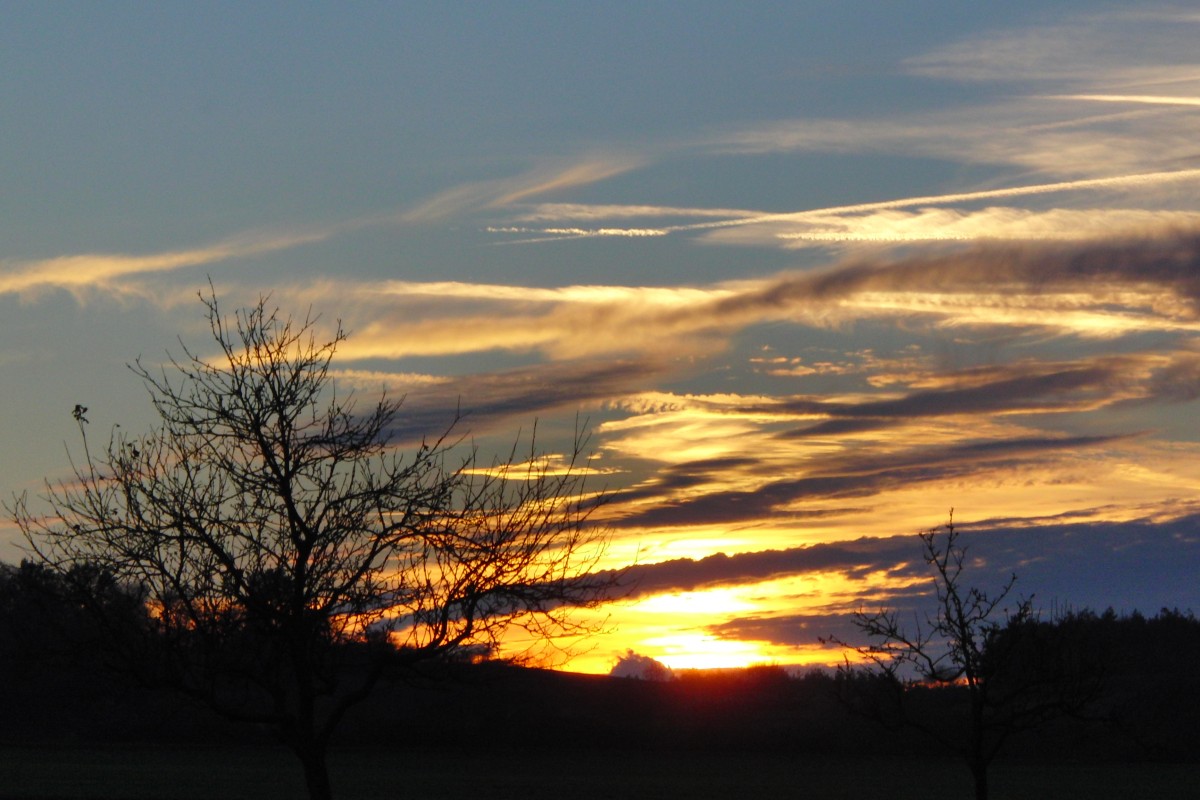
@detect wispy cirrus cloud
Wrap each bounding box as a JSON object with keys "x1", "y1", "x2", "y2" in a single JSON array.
[
  {"x1": 329, "y1": 280, "x2": 742, "y2": 360},
  {"x1": 511, "y1": 203, "x2": 760, "y2": 223},
  {"x1": 608, "y1": 430, "x2": 1130, "y2": 530},
  {"x1": 463, "y1": 8, "x2": 1200, "y2": 264},
  {"x1": 593, "y1": 406, "x2": 1200, "y2": 578},
  {"x1": 490, "y1": 169, "x2": 1200, "y2": 249},
  {"x1": 487, "y1": 225, "x2": 669, "y2": 241},
  {"x1": 680, "y1": 169, "x2": 1200, "y2": 230},
  {"x1": 399, "y1": 156, "x2": 644, "y2": 223},
  {"x1": 722, "y1": 232, "x2": 1200, "y2": 338},
  {"x1": 374, "y1": 358, "x2": 671, "y2": 442},
  {"x1": 661, "y1": 11, "x2": 1200, "y2": 191},
  {"x1": 904, "y1": 9, "x2": 1200, "y2": 85},
  {"x1": 585, "y1": 335, "x2": 1200, "y2": 562},
  {"x1": 321, "y1": 231, "x2": 1200, "y2": 364},
  {"x1": 599, "y1": 351, "x2": 1167, "y2": 474},
  {"x1": 710, "y1": 207, "x2": 1200, "y2": 249},
  {"x1": 773, "y1": 352, "x2": 1200, "y2": 437},
  {"x1": 707, "y1": 102, "x2": 1200, "y2": 178},
  {"x1": 0, "y1": 226, "x2": 345, "y2": 301},
  {"x1": 1050, "y1": 94, "x2": 1200, "y2": 108},
  {"x1": 0, "y1": 154, "x2": 647, "y2": 304}
]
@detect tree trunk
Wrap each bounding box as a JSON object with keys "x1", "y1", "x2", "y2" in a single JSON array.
[
  {"x1": 293, "y1": 738, "x2": 334, "y2": 800},
  {"x1": 970, "y1": 759, "x2": 988, "y2": 800},
  {"x1": 969, "y1": 688, "x2": 988, "y2": 800}
]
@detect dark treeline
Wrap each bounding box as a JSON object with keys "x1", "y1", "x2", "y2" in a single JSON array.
[{"x1": 1, "y1": 559, "x2": 1198, "y2": 761}]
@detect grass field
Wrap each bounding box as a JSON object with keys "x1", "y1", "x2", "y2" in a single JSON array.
[{"x1": 2, "y1": 744, "x2": 1199, "y2": 800}]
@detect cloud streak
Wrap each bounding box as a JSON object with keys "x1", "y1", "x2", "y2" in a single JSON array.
[
  {"x1": 1051, "y1": 94, "x2": 1200, "y2": 107},
  {"x1": 904, "y1": 9, "x2": 1200, "y2": 85},
  {"x1": 609, "y1": 432, "x2": 1126, "y2": 530},
  {"x1": 714, "y1": 207, "x2": 1200, "y2": 249},
  {"x1": 772, "y1": 353, "x2": 1199, "y2": 426},
  {"x1": 329, "y1": 231, "x2": 1200, "y2": 363},
  {"x1": 0, "y1": 155, "x2": 647, "y2": 303},
  {"x1": 400, "y1": 157, "x2": 644, "y2": 223},
  {"x1": 490, "y1": 170, "x2": 1200, "y2": 249},
  {"x1": 679, "y1": 170, "x2": 1200, "y2": 234},
  {"x1": 375, "y1": 358, "x2": 671, "y2": 442},
  {"x1": 0, "y1": 226, "x2": 344, "y2": 300}
]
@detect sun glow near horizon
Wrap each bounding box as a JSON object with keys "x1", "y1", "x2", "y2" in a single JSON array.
[{"x1": 514, "y1": 568, "x2": 931, "y2": 676}]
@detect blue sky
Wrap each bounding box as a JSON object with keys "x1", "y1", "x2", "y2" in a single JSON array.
[{"x1": 4, "y1": 3, "x2": 1200, "y2": 672}]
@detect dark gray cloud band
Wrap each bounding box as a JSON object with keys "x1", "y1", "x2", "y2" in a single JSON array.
[{"x1": 610, "y1": 433, "x2": 1124, "y2": 529}]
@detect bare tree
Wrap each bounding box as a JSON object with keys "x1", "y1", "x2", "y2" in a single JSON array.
[
  {"x1": 826, "y1": 514, "x2": 1100, "y2": 800},
  {"x1": 9, "y1": 291, "x2": 613, "y2": 800}
]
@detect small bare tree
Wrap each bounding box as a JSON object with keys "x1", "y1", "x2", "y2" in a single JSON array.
[
  {"x1": 827, "y1": 514, "x2": 1099, "y2": 800},
  {"x1": 10, "y1": 291, "x2": 612, "y2": 800}
]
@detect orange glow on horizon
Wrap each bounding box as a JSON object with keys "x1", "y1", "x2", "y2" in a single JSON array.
[
  {"x1": 491, "y1": 569, "x2": 928, "y2": 675},
  {"x1": 641, "y1": 633, "x2": 774, "y2": 671}
]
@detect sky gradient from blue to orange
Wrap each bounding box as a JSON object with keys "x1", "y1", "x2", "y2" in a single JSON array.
[{"x1": 4, "y1": 3, "x2": 1200, "y2": 674}]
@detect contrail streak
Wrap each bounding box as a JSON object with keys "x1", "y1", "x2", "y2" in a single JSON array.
[
  {"x1": 1048, "y1": 94, "x2": 1200, "y2": 107},
  {"x1": 663, "y1": 168, "x2": 1200, "y2": 234}
]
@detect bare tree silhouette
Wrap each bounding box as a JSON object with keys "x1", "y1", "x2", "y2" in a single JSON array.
[
  {"x1": 826, "y1": 514, "x2": 1100, "y2": 800},
  {"x1": 10, "y1": 289, "x2": 613, "y2": 800}
]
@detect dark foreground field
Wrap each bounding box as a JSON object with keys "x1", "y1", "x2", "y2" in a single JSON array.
[
  {"x1": 2, "y1": 745, "x2": 1199, "y2": 800},
  {"x1": 4, "y1": 612, "x2": 1200, "y2": 799}
]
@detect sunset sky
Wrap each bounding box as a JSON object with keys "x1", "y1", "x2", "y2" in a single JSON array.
[{"x1": 4, "y1": 3, "x2": 1200, "y2": 674}]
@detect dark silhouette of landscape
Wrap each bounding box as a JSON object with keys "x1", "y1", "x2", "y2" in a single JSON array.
[{"x1": 2, "y1": 557, "x2": 1199, "y2": 798}]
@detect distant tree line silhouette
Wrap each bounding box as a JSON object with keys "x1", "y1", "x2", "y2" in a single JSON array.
[{"x1": 2, "y1": 556, "x2": 1199, "y2": 768}]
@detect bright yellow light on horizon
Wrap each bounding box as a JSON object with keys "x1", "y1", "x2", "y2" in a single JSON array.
[
  {"x1": 524, "y1": 569, "x2": 930, "y2": 675},
  {"x1": 643, "y1": 633, "x2": 770, "y2": 671}
]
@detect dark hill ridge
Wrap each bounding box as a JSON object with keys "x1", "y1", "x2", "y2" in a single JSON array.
[
  {"x1": 6, "y1": 654, "x2": 1190, "y2": 763},
  {"x1": 340, "y1": 662, "x2": 864, "y2": 754},
  {"x1": 2, "y1": 561, "x2": 1198, "y2": 763}
]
